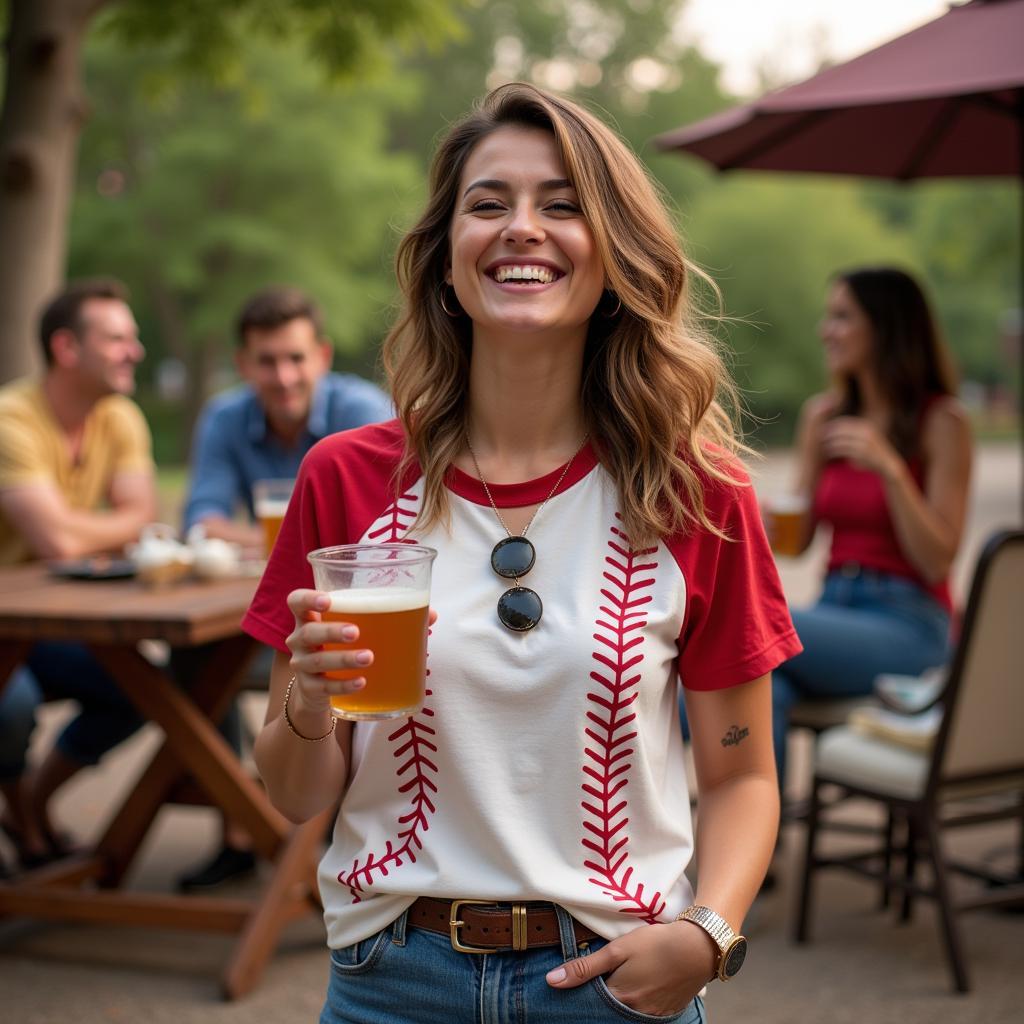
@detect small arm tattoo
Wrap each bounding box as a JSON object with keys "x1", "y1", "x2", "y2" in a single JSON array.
[{"x1": 721, "y1": 724, "x2": 750, "y2": 747}]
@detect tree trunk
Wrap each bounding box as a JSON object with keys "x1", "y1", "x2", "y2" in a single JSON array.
[{"x1": 0, "y1": 0, "x2": 108, "y2": 384}]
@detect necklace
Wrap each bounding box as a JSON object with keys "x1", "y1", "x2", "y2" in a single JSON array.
[{"x1": 467, "y1": 434, "x2": 589, "y2": 631}]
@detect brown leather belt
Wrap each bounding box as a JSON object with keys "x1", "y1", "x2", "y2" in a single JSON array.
[{"x1": 409, "y1": 897, "x2": 598, "y2": 953}]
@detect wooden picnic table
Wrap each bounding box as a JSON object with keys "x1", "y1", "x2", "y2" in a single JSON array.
[{"x1": 0, "y1": 563, "x2": 331, "y2": 999}]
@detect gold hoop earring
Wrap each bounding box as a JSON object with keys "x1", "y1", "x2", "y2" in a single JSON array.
[
  {"x1": 440, "y1": 284, "x2": 461, "y2": 318},
  {"x1": 601, "y1": 291, "x2": 622, "y2": 318}
]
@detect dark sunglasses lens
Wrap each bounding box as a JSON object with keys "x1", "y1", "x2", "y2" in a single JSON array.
[
  {"x1": 498, "y1": 586, "x2": 542, "y2": 631},
  {"x1": 491, "y1": 536, "x2": 535, "y2": 579}
]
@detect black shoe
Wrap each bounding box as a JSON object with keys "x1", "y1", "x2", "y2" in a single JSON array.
[
  {"x1": 177, "y1": 845, "x2": 256, "y2": 891},
  {"x1": 0, "y1": 819, "x2": 55, "y2": 871}
]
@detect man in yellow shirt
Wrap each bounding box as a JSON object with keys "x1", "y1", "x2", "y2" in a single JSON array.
[{"x1": 0, "y1": 279, "x2": 157, "y2": 872}]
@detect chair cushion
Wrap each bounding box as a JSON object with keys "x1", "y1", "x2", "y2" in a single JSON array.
[
  {"x1": 816, "y1": 725, "x2": 929, "y2": 800},
  {"x1": 789, "y1": 698, "x2": 878, "y2": 733}
]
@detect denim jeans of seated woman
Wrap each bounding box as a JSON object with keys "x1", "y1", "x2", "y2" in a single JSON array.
[
  {"x1": 321, "y1": 904, "x2": 707, "y2": 1024},
  {"x1": 0, "y1": 641, "x2": 143, "y2": 782},
  {"x1": 770, "y1": 569, "x2": 951, "y2": 790},
  {"x1": 677, "y1": 569, "x2": 950, "y2": 791}
]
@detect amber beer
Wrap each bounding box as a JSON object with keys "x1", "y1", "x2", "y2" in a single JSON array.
[
  {"x1": 321, "y1": 588, "x2": 430, "y2": 720},
  {"x1": 767, "y1": 494, "x2": 809, "y2": 558},
  {"x1": 253, "y1": 479, "x2": 294, "y2": 557},
  {"x1": 308, "y1": 543, "x2": 437, "y2": 722},
  {"x1": 257, "y1": 499, "x2": 288, "y2": 555}
]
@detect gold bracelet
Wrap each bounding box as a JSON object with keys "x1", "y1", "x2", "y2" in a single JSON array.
[{"x1": 283, "y1": 675, "x2": 336, "y2": 742}]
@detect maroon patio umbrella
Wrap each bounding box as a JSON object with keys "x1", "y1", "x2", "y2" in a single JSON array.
[{"x1": 654, "y1": 0, "x2": 1022, "y2": 180}]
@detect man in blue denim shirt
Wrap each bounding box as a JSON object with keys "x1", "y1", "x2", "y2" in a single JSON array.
[
  {"x1": 178, "y1": 286, "x2": 390, "y2": 888},
  {"x1": 184, "y1": 286, "x2": 392, "y2": 549}
]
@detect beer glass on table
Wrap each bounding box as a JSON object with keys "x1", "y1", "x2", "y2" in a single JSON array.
[
  {"x1": 307, "y1": 544, "x2": 437, "y2": 721},
  {"x1": 253, "y1": 479, "x2": 294, "y2": 557}
]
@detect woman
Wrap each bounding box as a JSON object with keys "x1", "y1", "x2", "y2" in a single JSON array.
[
  {"x1": 244, "y1": 83, "x2": 800, "y2": 1023},
  {"x1": 771, "y1": 267, "x2": 972, "y2": 789}
]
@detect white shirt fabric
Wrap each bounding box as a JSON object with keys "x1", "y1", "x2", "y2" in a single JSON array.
[{"x1": 242, "y1": 422, "x2": 799, "y2": 949}]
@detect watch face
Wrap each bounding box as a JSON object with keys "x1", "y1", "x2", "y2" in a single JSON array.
[{"x1": 721, "y1": 937, "x2": 748, "y2": 979}]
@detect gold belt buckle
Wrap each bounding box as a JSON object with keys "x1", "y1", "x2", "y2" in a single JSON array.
[{"x1": 449, "y1": 900, "x2": 530, "y2": 953}]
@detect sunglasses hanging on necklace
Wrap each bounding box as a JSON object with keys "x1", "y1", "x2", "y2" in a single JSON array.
[{"x1": 467, "y1": 435, "x2": 589, "y2": 632}]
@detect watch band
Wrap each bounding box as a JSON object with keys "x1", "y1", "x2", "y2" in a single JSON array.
[
  {"x1": 675, "y1": 904, "x2": 747, "y2": 981},
  {"x1": 676, "y1": 905, "x2": 736, "y2": 949}
]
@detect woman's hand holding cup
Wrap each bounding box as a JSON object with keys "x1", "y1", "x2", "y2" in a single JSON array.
[{"x1": 285, "y1": 589, "x2": 372, "y2": 718}]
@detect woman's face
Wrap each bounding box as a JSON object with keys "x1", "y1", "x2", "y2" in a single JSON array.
[
  {"x1": 447, "y1": 125, "x2": 605, "y2": 339},
  {"x1": 819, "y1": 280, "x2": 875, "y2": 376}
]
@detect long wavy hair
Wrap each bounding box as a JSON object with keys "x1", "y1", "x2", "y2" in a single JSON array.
[
  {"x1": 382, "y1": 82, "x2": 744, "y2": 545},
  {"x1": 834, "y1": 267, "x2": 958, "y2": 459}
]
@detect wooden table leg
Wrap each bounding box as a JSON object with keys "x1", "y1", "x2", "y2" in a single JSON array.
[
  {"x1": 221, "y1": 804, "x2": 334, "y2": 999},
  {"x1": 93, "y1": 635, "x2": 261, "y2": 885},
  {"x1": 90, "y1": 645, "x2": 287, "y2": 860},
  {"x1": 92, "y1": 638, "x2": 331, "y2": 999},
  {"x1": 2, "y1": 637, "x2": 328, "y2": 1000}
]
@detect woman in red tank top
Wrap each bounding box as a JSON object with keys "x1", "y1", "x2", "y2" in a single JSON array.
[{"x1": 770, "y1": 266, "x2": 973, "y2": 792}]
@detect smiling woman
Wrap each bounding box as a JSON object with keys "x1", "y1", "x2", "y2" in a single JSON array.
[
  {"x1": 244, "y1": 82, "x2": 800, "y2": 1024},
  {"x1": 446, "y1": 127, "x2": 605, "y2": 340}
]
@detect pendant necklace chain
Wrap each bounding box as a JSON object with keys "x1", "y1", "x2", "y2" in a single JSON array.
[
  {"x1": 467, "y1": 434, "x2": 588, "y2": 565},
  {"x1": 466, "y1": 433, "x2": 589, "y2": 631}
]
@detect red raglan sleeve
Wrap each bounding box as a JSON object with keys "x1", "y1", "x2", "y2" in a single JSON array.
[{"x1": 671, "y1": 462, "x2": 802, "y2": 690}]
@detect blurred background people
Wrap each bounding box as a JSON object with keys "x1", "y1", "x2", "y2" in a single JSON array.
[
  {"x1": 175, "y1": 285, "x2": 391, "y2": 890},
  {"x1": 770, "y1": 266, "x2": 973, "y2": 793},
  {"x1": 182, "y1": 285, "x2": 392, "y2": 550},
  {"x1": 0, "y1": 278, "x2": 156, "y2": 873}
]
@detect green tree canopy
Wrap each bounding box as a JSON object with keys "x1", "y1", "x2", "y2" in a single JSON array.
[
  {"x1": 686, "y1": 177, "x2": 915, "y2": 441},
  {"x1": 69, "y1": 35, "x2": 425, "y2": 455},
  {"x1": 0, "y1": 0, "x2": 461, "y2": 382}
]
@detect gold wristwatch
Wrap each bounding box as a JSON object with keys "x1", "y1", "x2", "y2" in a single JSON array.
[{"x1": 676, "y1": 905, "x2": 748, "y2": 981}]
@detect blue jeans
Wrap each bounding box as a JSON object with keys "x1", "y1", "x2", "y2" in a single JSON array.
[
  {"x1": 0, "y1": 642, "x2": 143, "y2": 780},
  {"x1": 772, "y1": 568, "x2": 951, "y2": 788},
  {"x1": 321, "y1": 905, "x2": 707, "y2": 1024}
]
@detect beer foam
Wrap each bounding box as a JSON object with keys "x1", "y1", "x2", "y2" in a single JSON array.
[
  {"x1": 326, "y1": 587, "x2": 429, "y2": 613},
  {"x1": 768, "y1": 494, "x2": 809, "y2": 514},
  {"x1": 255, "y1": 498, "x2": 290, "y2": 517}
]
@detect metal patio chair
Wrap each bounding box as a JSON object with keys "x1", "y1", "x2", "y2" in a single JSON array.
[{"x1": 793, "y1": 529, "x2": 1024, "y2": 992}]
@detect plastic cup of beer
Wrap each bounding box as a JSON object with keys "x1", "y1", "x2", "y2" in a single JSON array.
[
  {"x1": 253, "y1": 479, "x2": 294, "y2": 556},
  {"x1": 307, "y1": 543, "x2": 437, "y2": 721},
  {"x1": 766, "y1": 494, "x2": 809, "y2": 558}
]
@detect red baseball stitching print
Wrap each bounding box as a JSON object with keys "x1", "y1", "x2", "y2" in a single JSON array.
[
  {"x1": 581, "y1": 516, "x2": 665, "y2": 922},
  {"x1": 340, "y1": 491, "x2": 439, "y2": 903},
  {"x1": 367, "y1": 489, "x2": 419, "y2": 545}
]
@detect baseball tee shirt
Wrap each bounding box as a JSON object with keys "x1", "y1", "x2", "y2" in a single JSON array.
[
  {"x1": 0, "y1": 378, "x2": 154, "y2": 565},
  {"x1": 243, "y1": 421, "x2": 800, "y2": 949}
]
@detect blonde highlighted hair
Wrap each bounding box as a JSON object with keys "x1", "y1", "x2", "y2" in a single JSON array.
[{"x1": 382, "y1": 82, "x2": 745, "y2": 545}]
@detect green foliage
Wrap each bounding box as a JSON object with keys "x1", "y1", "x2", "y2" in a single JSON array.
[
  {"x1": 389, "y1": 0, "x2": 727, "y2": 184},
  {"x1": 686, "y1": 177, "x2": 915, "y2": 441},
  {"x1": 101, "y1": 0, "x2": 463, "y2": 82},
  {"x1": 906, "y1": 181, "x2": 1019, "y2": 388},
  {"x1": 69, "y1": 36, "x2": 425, "y2": 386}
]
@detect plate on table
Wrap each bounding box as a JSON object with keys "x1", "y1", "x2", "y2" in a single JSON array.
[{"x1": 48, "y1": 556, "x2": 137, "y2": 581}]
